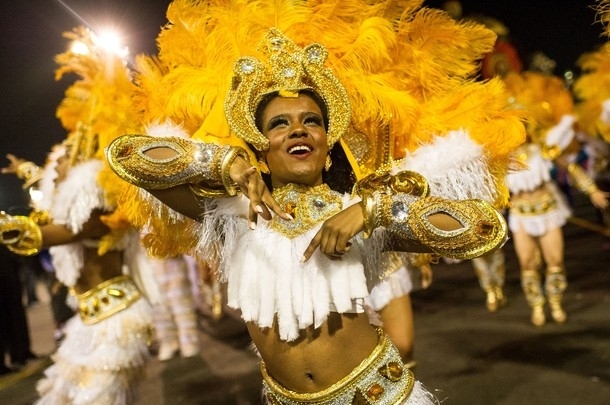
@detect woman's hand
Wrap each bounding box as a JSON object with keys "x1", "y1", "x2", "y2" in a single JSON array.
[
  {"x1": 590, "y1": 189, "x2": 610, "y2": 210},
  {"x1": 229, "y1": 157, "x2": 291, "y2": 226},
  {"x1": 1, "y1": 153, "x2": 24, "y2": 175},
  {"x1": 301, "y1": 203, "x2": 364, "y2": 262}
]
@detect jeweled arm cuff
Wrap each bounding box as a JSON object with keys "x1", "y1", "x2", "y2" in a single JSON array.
[
  {"x1": 0, "y1": 213, "x2": 43, "y2": 256},
  {"x1": 358, "y1": 170, "x2": 429, "y2": 239},
  {"x1": 361, "y1": 190, "x2": 419, "y2": 239},
  {"x1": 567, "y1": 162, "x2": 600, "y2": 196},
  {"x1": 106, "y1": 134, "x2": 248, "y2": 197},
  {"x1": 385, "y1": 196, "x2": 508, "y2": 260},
  {"x1": 357, "y1": 171, "x2": 507, "y2": 260}
]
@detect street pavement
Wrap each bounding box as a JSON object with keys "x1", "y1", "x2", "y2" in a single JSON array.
[{"x1": 1, "y1": 193, "x2": 609, "y2": 405}]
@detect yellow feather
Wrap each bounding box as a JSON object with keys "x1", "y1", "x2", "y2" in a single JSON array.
[{"x1": 116, "y1": 0, "x2": 526, "y2": 250}]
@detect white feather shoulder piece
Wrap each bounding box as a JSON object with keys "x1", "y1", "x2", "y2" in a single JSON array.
[
  {"x1": 393, "y1": 129, "x2": 496, "y2": 202},
  {"x1": 506, "y1": 144, "x2": 552, "y2": 194},
  {"x1": 50, "y1": 160, "x2": 109, "y2": 233}
]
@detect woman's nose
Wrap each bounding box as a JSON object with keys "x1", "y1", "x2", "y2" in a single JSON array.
[{"x1": 289, "y1": 124, "x2": 308, "y2": 138}]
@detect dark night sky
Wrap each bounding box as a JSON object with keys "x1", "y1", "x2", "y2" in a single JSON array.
[{"x1": 0, "y1": 0, "x2": 606, "y2": 212}]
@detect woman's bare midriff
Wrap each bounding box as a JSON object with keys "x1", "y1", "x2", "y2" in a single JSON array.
[
  {"x1": 247, "y1": 311, "x2": 378, "y2": 393},
  {"x1": 512, "y1": 183, "x2": 551, "y2": 203},
  {"x1": 73, "y1": 248, "x2": 124, "y2": 294}
]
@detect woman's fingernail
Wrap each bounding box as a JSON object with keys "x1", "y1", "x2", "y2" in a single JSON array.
[
  {"x1": 249, "y1": 221, "x2": 256, "y2": 230},
  {"x1": 300, "y1": 255, "x2": 306, "y2": 263},
  {"x1": 286, "y1": 213, "x2": 294, "y2": 220},
  {"x1": 256, "y1": 205, "x2": 264, "y2": 214}
]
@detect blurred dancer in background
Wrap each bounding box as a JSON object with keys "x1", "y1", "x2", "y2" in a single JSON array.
[
  {"x1": 1, "y1": 27, "x2": 153, "y2": 404},
  {"x1": 502, "y1": 62, "x2": 609, "y2": 326}
]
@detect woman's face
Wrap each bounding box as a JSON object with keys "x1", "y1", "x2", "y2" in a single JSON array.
[{"x1": 260, "y1": 93, "x2": 329, "y2": 188}]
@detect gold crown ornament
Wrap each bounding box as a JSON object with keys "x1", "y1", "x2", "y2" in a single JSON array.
[{"x1": 224, "y1": 28, "x2": 351, "y2": 152}]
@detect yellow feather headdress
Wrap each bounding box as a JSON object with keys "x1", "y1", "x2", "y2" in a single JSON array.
[
  {"x1": 572, "y1": 0, "x2": 610, "y2": 142},
  {"x1": 118, "y1": 0, "x2": 525, "y2": 256},
  {"x1": 502, "y1": 70, "x2": 574, "y2": 146},
  {"x1": 54, "y1": 26, "x2": 142, "y2": 253},
  {"x1": 224, "y1": 28, "x2": 351, "y2": 152},
  {"x1": 137, "y1": 0, "x2": 523, "y2": 168}
]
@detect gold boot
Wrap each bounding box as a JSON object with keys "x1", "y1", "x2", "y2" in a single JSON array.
[
  {"x1": 545, "y1": 266, "x2": 567, "y2": 323},
  {"x1": 490, "y1": 249, "x2": 507, "y2": 309},
  {"x1": 473, "y1": 255, "x2": 499, "y2": 312},
  {"x1": 494, "y1": 285, "x2": 507, "y2": 309},
  {"x1": 521, "y1": 269, "x2": 546, "y2": 326}
]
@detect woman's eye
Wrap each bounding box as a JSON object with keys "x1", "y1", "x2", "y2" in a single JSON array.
[
  {"x1": 268, "y1": 117, "x2": 289, "y2": 129},
  {"x1": 304, "y1": 115, "x2": 323, "y2": 126}
]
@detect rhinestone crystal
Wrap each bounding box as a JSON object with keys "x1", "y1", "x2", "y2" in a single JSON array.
[
  {"x1": 307, "y1": 47, "x2": 323, "y2": 62},
  {"x1": 391, "y1": 201, "x2": 409, "y2": 221},
  {"x1": 239, "y1": 60, "x2": 255, "y2": 74},
  {"x1": 283, "y1": 67, "x2": 296, "y2": 78}
]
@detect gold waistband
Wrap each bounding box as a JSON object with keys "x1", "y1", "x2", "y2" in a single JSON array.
[
  {"x1": 75, "y1": 275, "x2": 141, "y2": 325},
  {"x1": 510, "y1": 194, "x2": 557, "y2": 216},
  {"x1": 261, "y1": 328, "x2": 414, "y2": 404}
]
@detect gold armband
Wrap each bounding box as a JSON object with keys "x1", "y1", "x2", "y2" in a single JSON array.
[
  {"x1": 567, "y1": 162, "x2": 600, "y2": 196},
  {"x1": 361, "y1": 190, "x2": 382, "y2": 239},
  {"x1": 16, "y1": 161, "x2": 43, "y2": 188},
  {"x1": 357, "y1": 170, "x2": 507, "y2": 260},
  {"x1": 357, "y1": 170, "x2": 429, "y2": 238},
  {"x1": 106, "y1": 134, "x2": 249, "y2": 198},
  {"x1": 0, "y1": 213, "x2": 43, "y2": 256},
  {"x1": 396, "y1": 197, "x2": 507, "y2": 260}
]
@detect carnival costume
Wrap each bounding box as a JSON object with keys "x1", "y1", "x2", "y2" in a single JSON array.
[
  {"x1": 1, "y1": 27, "x2": 152, "y2": 404},
  {"x1": 501, "y1": 69, "x2": 605, "y2": 326},
  {"x1": 105, "y1": 1, "x2": 524, "y2": 403}
]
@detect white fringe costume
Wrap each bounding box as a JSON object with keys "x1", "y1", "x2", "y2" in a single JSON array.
[
  {"x1": 506, "y1": 143, "x2": 571, "y2": 236},
  {"x1": 34, "y1": 156, "x2": 153, "y2": 405},
  {"x1": 142, "y1": 187, "x2": 436, "y2": 405}
]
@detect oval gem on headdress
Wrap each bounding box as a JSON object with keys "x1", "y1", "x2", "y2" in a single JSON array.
[
  {"x1": 307, "y1": 47, "x2": 323, "y2": 63},
  {"x1": 270, "y1": 37, "x2": 284, "y2": 50},
  {"x1": 283, "y1": 67, "x2": 296, "y2": 78},
  {"x1": 239, "y1": 59, "x2": 256, "y2": 74}
]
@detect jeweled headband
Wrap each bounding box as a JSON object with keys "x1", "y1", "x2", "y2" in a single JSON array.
[{"x1": 224, "y1": 28, "x2": 351, "y2": 152}]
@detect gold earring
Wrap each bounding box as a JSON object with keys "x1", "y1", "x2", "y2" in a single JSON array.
[
  {"x1": 258, "y1": 160, "x2": 270, "y2": 174},
  {"x1": 324, "y1": 155, "x2": 332, "y2": 171}
]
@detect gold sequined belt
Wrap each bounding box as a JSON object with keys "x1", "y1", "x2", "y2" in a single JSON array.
[
  {"x1": 75, "y1": 275, "x2": 141, "y2": 325},
  {"x1": 510, "y1": 194, "x2": 557, "y2": 216},
  {"x1": 261, "y1": 328, "x2": 414, "y2": 404}
]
